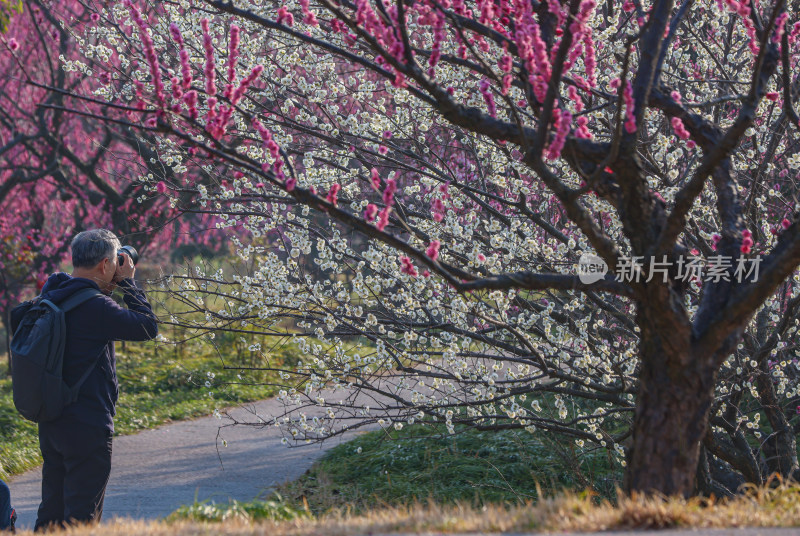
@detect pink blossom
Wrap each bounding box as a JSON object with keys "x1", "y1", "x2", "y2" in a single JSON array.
[
  {"x1": 582, "y1": 31, "x2": 597, "y2": 88},
  {"x1": 364, "y1": 203, "x2": 378, "y2": 221},
  {"x1": 230, "y1": 65, "x2": 264, "y2": 105},
  {"x1": 156, "y1": 181, "x2": 167, "y2": 194},
  {"x1": 277, "y1": 6, "x2": 294, "y2": 26},
  {"x1": 501, "y1": 74, "x2": 513, "y2": 95},
  {"x1": 479, "y1": 79, "x2": 497, "y2": 117},
  {"x1": 383, "y1": 178, "x2": 397, "y2": 206},
  {"x1": 201, "y1": 18, "x2": 216, "y2": 97},
  {"x1": 133, "y1": 80, "x2": 146, "y2": 110},
  {"x1": 286, "y1": 177, "x2": 297, "y2": 191},
  {"x1": 179, "y1": 49, "x2": 193, "y2": 91},
  {"x1": 326, "y1": 183, "x2": 341, "y2": 206},
  {"x1": 378, "y1": 145, "x2": 388, "y2": 155},
  {"x1": 206, "y1": 96, "x2": 218, "y2": 128},
  {"x1": 429, "y1": 10, "x2": 446, "y2": 68},
  {"x1": 790, "y1": 21, "x2": 800, "y2": 45},
  {"x1": 773, "y1": 12, "x2": 789, "y2": 44},
  {"x1": 478, "y1": 0, "x2": 496, "y2": 25},
  {"x1": 129, "y1": 3, "x2": 166, "y2": 112},
  {"x1": 782, "y1": 218, "x2": 792, "y2": 230},
  {"x1": 432, "y1": 197, "x2": 445, "y2": 219},
  {"x1": 170, "y1": 76, "x2": 183, "y2": 100},
  {"x1": 568, "y1": 85, "x2": 583, "y2": 113},
  {"x1": 370, "y1": 168, "x2": 381, "y2": 190},
  {"x1": 274, "y1": 158, "x2": 285, "y2": 179},
  {"x1": 399, "y1": 256, "x2": 418, "y2": 276},
  {"x1": 426, "y1": 240, "x2": 441, "y2": 261},
  {"x1": 575, "y1": 115, "x2": 592, "y2": 139},
  {"x1": 224, "y1": 25, "x2": 241, "y2": 99},
  {"x1": 671, "y1": 117, "x2": 690, "y2": 140},
  {"x1": 546, "y1": 108, "x2": 571, "y2": 160},
  {"x1": 169, "y1": 23, "x2": 193, "y2": 91},
  {"x1": 330, "y1": 19, "x2": 345, "y2": 34},
  {"x1": 498, "y1": 53, "x2": 512, "y2": 73},
  {"x1": 623, "y1": 80, "x2": 636, "y2": 134},
  {"x1": 169, "y1": 23, "x2": 185, "y2": 47},
  {"x1": 354, "y1": 0, "x2": 407, "y2": 76},
  {"x1": 252, "y1": 117, "x2": 272, "y2": 145},
  {"x1": 376, "y1": 206, "x2": 391, "y2": 231},
  {"x1": 299, "y1": 0, "x2": 319, "y2": 26},
  {"x1": 267, "y1": 140, "x2": 280, "y2": 160},
  {"x1": 528, "y1": 22, "x2": 552, "y2": 101},
  {"x1": 8, "y1": 38, "x2": 19, "y2": 51}
]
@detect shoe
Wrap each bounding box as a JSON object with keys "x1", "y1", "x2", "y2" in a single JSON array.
[{"x1": 8, "y1": 508, "x2": 15, "y2": 533}]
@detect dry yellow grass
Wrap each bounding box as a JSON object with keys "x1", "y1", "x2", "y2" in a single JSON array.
[{"x1": 19, "y1": 480, "x2": 800, "y2": 535}]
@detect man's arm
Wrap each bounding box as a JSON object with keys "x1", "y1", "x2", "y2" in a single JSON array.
[{"x1": 99, "y1": 278, "x2": 159, "y2": 341}]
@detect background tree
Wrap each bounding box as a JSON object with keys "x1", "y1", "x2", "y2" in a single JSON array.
[
  {"x1": 43, "y1": 0, "x2": 800, "y2": 497},
  {"x1": 0, "y1": 0, "x2": 226, "y2": 363}
]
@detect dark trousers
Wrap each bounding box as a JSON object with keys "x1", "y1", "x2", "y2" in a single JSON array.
[
  {"x1": 34, "y1": 420, "x2": 112, "y2": 532},
  {"x1": 0, "y1": 479, "x2": 11, "y2": 530}
]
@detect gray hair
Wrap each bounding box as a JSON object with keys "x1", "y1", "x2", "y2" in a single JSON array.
[{"x1": 70, "y1": 229, "x2": 121, "y2": 268}]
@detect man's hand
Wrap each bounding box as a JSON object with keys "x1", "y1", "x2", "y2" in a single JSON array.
[{"x1": 114, "y1": 252, "x2": 136, "y2": 282}]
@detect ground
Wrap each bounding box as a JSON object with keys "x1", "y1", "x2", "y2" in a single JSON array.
[{"x1": 9, "y1": 397, "x2": 351, "y2": 530}]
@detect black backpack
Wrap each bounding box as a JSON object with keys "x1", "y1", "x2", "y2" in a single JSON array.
[{"x1": 9, "y1": 288, "x2": 103, "y2": 422}]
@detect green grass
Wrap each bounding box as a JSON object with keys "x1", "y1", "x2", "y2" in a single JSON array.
[
  {"x1": 0, "y1": 333, "x2": 295, "y2": 481},
  {"x1": 166, "y1": 424, "x2": 621, "y2": 523},
  {"x1": 167, "y1": 493, "x2": 311, "y2": 523},
  {"x1": 276, "y1": 424, "x2": 622, "y2": 515}
]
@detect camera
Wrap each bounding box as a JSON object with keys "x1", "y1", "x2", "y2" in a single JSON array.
[{"x1": 117, "y1": 245, "x2": 139, "y2": 266}]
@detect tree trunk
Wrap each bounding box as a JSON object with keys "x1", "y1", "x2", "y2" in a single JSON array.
[{"x1": 625, "y1": 302, "x2": 718, "y2": 496}]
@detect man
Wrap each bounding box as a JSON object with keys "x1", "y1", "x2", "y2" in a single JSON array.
[
  {"x1": 0, "y1": 479, "x2": 15, "y2": 532},
  {"x1": 33, "y1": 229, "x2": 158, "y2": 532}
]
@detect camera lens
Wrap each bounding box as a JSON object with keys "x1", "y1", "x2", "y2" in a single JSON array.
[{"x1": 118, "y1": 245, "x2": 139, "y2": 266}]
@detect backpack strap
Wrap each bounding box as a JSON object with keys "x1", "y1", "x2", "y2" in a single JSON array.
[
  {"x1": 56, "y1": 288, "x2": 105, "y2": 403},
  {"x1": 67, "y1": 345, "x2": 107, "y2": 403},
  {"x1": 58, "y1": 287, "x2": 103, "y2": 312}
]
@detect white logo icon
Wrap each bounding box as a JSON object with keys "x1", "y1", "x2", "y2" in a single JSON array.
[{"x1": 577, "y1": 253, "x2": 608, "y2": 284}]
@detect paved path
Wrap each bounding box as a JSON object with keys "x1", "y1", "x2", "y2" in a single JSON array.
[{"x1": 8, "y1": 397, "x2": 357, "y2": 530}]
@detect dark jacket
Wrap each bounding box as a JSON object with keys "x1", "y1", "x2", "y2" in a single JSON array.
[{"x1": 38, "y1": 273, "x2": 158, "y2": 432}]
